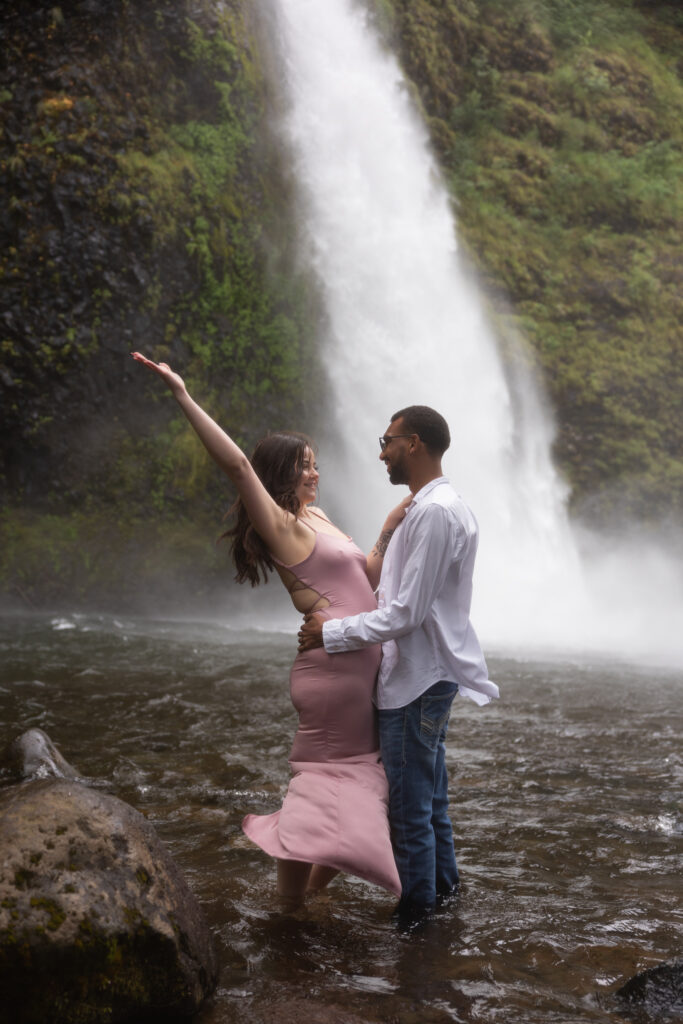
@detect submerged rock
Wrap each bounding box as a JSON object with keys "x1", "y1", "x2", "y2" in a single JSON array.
[
  {"x1": 0, "y1": 773, "x2": 217, "y2": 1023},
  {"x1": 612, "y1": 960, "x2": 683, "y2": 1021},
  {"x1": 0, "y1": 727, "x2": 80, "y2": 784}
]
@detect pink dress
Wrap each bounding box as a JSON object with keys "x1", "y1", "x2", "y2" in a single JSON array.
[{"x1": 242, "y1": 530, "x2": 401, "y2": 895}]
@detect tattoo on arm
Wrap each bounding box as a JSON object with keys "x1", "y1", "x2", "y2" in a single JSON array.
[{"x1": 372, "y1": 529, "x2": 394, "y2": 560}]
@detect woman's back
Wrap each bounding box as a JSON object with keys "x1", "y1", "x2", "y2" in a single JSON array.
[{"x1": 274, "y1": 514, "x2": 377, "y2": 620}]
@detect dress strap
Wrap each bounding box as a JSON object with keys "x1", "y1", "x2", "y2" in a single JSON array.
[
  {"x1": 303, "y1": 507, "x2": 331, "y2": 527},
  {"x1": 301, "y1": 507, "x2": 351, "y2": 540}
]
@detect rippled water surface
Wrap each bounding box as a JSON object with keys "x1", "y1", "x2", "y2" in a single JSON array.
[{"x1": 1, "y1": 612, "x2": 681, "y2": 1023}]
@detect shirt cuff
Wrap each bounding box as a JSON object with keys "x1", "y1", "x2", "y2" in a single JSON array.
[{"x1": 322, "y1": 618, "x2": 347, "y2": 653}]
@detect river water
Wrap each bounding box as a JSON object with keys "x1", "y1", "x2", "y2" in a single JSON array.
[{"x1": 1, "y1": 610, "x2": 680, "y2": 1023}]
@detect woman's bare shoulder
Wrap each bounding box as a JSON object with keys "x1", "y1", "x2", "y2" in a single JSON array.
[{"x1": 306, "y1": 505, "x2": 330, "y2": 521}]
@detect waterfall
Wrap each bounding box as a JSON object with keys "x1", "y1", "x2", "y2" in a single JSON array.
[{"x1": 267, "y1": 0, "x2": 683, "y2": 665}]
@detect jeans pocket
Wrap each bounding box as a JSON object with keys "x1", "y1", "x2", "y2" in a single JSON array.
[{"x1": 419, "y1": 697, "x2": 452, "y2": 746}]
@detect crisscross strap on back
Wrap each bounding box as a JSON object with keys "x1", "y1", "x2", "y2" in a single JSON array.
[{"x1": 276, "y1": 564, "x2": 330, "y2": 615}]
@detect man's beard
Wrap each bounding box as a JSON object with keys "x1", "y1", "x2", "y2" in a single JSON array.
[{"x1": 388, "y1": 461, "x2": 409, "y2": 486}]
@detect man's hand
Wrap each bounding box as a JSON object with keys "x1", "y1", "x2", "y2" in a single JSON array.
[{"x1": 298, "y1": 611, "x2": 325, "y2": 652}]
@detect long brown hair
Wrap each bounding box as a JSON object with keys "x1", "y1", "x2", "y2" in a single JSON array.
[{"x1": 223, "y1": 431, "x2": 315, "y2": 586}]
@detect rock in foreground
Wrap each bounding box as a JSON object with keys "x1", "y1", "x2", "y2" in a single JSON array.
[
  {"x1": 0, "y1": 726, "x2": 80, "y2": 784},
  {"x1": 0, "y1": 777, "x2": 217, "y2": 1024},
  {"x1": 613, "y1": 960, "x2": 683, "y2": 1021}
]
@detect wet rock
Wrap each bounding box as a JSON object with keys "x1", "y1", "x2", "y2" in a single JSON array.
[
  {"x1": 0, "y1": 776, "x2": 217, "y2": 1024},
  {"x1": 0, "y1": 727, "x2": 80, "y2": 784},
  {"x1": 612, "y1": 960, "x2": 683, "y2": 1021}
]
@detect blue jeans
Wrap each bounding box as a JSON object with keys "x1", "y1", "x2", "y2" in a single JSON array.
[{"x1": 378, "y1": 680, "x2": 459, "y2": 915}]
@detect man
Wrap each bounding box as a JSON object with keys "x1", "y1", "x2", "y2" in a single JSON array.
[{"x1": 298, "y1": 405, "x2": 499, "y2": 925}]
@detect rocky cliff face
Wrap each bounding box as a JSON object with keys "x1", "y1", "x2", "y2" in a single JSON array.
[
  {"x1": 2, "y1": 3, "x2": 170, "y2": 505},
  {"x1": 0, "y1": 0, "x2": 321, "y2": 515}
]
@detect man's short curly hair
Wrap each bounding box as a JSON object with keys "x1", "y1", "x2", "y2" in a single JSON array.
[{"x1": 391, "y1": 405, "x2": 450, "y2": 456}]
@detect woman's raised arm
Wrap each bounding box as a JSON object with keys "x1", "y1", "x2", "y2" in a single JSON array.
[{"x1": 132, "y1": 353, "x2": 300, "y2": 557}]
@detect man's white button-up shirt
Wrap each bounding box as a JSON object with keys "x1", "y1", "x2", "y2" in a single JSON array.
[{"x1": 322, "y1": 477, "x2": 499, "y2": 709}]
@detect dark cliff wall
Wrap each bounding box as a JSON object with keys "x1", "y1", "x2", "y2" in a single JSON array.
[{"x1": 0, "y1": 0, "x2": 324, "y2": 515}]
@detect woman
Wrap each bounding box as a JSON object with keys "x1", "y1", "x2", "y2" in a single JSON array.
[{"x1": 132, "y1": 353, "x2": 404, "y2": 906}]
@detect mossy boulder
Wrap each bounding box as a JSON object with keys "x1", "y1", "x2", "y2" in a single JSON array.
[{"x1": 0, "y1": 772, "x2": 217, "y2": 1023}]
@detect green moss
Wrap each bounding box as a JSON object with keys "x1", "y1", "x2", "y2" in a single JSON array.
[
  {"x1": 13, "y1": 869, "x2": 34, "y2": 890},
  {"x1": 29, "y1": 897, "x2": 66, "y2": 932},
  {"x1": 2, "y1": 917, "x2": 200, "y2": 1023}
]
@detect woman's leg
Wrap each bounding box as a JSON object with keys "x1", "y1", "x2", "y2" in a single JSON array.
[
  {"x1": 307, "y1": 865, "x2": 339, "y2": 892},
  {"x1": 276, "y1": 858, "x2": 312, "y2": 909}
]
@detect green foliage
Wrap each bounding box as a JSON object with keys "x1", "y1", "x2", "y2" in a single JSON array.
[
  {"x1": 542, "y1": 141, "x2": 681, "y2": 228},
  {"x1": 0, "y1": 506, "x2": 232, "y2": 608},
  {"x1": 106, "y1": 13, "x2": 322, "y2": 517},
  {"x1": 481, "y1": 0, "x2": 642, "y2": 48}
]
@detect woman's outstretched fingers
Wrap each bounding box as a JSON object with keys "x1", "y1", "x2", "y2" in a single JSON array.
[
  {"x1": 132, "y1": 352, "x2": 163, "y2": 372},
  {"x1": 132, "y1": 352, "x2": 186, "y2": 395}
]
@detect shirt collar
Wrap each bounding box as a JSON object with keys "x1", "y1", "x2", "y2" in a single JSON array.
[{"x1": 410, "y1": 476, "x2": 448, "y2": 507}]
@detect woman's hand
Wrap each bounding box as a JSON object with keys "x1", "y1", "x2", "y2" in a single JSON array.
[
  {"x1": 132, "y1": 352, "x2": 187, "y2": 399},
  {"x1": 366, "y1": 494, "x2": 412, "y2": 589},
  {"x1": 383, "y1": 493, "x2": 413, "y2": 532},
  {"x1": 131, "y1": 351, "x2": 308, "y2": 567}
]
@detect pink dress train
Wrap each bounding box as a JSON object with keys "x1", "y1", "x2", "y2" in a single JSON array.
[{"x1": 242, "y1": 530, "x2": 401, "y2": 895}]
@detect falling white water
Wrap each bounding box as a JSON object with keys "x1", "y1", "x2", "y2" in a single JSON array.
[{"x1": 267, "y1": 0, "x2": 683, "y2": 665}]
